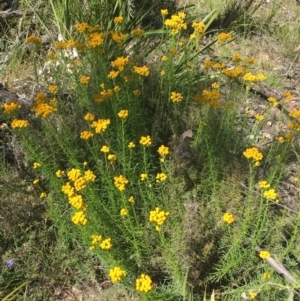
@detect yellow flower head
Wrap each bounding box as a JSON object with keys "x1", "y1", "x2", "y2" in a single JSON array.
[
  {"x1": 11, "y1": 119, "x2": 29, "y2": 129},
  {"x1": 100, "y1": 238, "x2": 112, "y2": 249},
  {"x1": 3, "y1": 101, "x2": 21, "y2": 114},
  {"x1": 80, "y1": 131, "x2": 93, "y2": 140},
  {"x1": 164, "y1": 12, "x2": 187, "y2": 35},
  {"x1": 114, "y1": 175, "x2": 128, "y2": 191},
  {"x1": 149, "y1": 207, "x2": 169, "y2": 224},
  {"x1": 258, "y1": 181, "x2": 270, "y2": 189},
  {"x1": 48, "y1": 85, "x2": 58, "y2": 94},
  {"x1": 80, "y1": 75, "x2": 90, "y2": 85},
  {"x1": 55, "y1": 170, "x2": 65, "y2": 178},
  {"x1": 26, "y1": 35, "x2": 42, "y2": 44},
  {"x1": 111, "y1": 56, "x2": 129, "y2": 71},
  {"x1": 40, "y1": 192, "x2": 47, "y2": 198},
  {"x1": 136, "y1": 274, "x2": 153, "y2": 292},
  {"x1": 109, "y1": 267, "x2": 126, "y2": 283},
  {"x1": 263, "y1": 272, "x2": 271, "y2": 279},
  {"x1": 84, "y1": 113, "x2": 95, "y2": 121},
  {"x1": 72, "y1": 210, "x2": 87, "y2": 225},
  {"x1": 120, "y1": 208, "x2": 128, "y2": 216},
  {"x1": 263, "y1": 189, "x2": 278, "y2": 200},
  {"x1": 100, "y1": 145, "x2": 110, "y2": 153},
  {"x1": 133, "y1": 65, "x2": 150, "y2": 76},
  {"x1": 118, "y1": 109, "x2": 129, "y2": 119},
  {"x1": 91, "y1": 119, "x2": 111, "y2": 134},
  {"x1": 249, "y1": 291, "x2": 257, "y2": 299},
  {"x1": 75, "y1": 22, "x2": 88, "y2": 33},
  {"x1": 84, "y1": 170, "x2": 96, "y2": 182},
  {"x1": 128, "y1": 142, "x2": 136, "y2": 148},
  {"x1": 223, "y1": 213, "x2": 234, "y2": 224},
  {"x1": 140, "y1": 135, "x2": 152, "y2": 146},
  {"x1": 33, "y1": 162, "x2": 41, "y2": 169},
  {"x1": 170, "y1": 91, "x2": 183, "y2": 103},
  {"x1": 217, "y1": 32, "x2": 232, "y2": 43},
  {"x1": 156, "y1": 173, "x2": 167, "y2": 183},
  {"x1": 140, "y1": 174, "x2": 148, "y2": 181},
  {"x1": 33, "y1": 179, "x2": 39, "y2": 184},
  {"x1": 108, "y1": 154, "x2": 117, "y2": 163},
  {"x1": 161, "y1": 9, "x2": 168, "y2": 16},
  {"x1": 114, "y1": 16, "x2": 123, "y2": 23},
  {"x1": 259, "y1": 250, "x2": 271, "y2": 259}
]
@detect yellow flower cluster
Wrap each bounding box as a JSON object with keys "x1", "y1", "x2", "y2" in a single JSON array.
[
  {"x1": 3, "y1": 101, "x2": 21, "y2": 114},
  {"x1": 140, "y1": 135, "x2": 152, "y2": 146},
  {"x1": 87, "y1": 32, "x2": 105, "y2": 47},
  {"x1": 249, "y1": 291, "x2": 257, "y2": 299},
  {"x1": 289, "y1": 108, "x2": 300, "y2": 121},
  {"x1": 192, "y1": 22, "x2": 205, "y2": 35},
  {"x1": 157, "y1": 145, "x2": 169, "y2": 162},
  {"x1": 267, "y1": 96, "x2": 279, "y2": 107},
  {"x1": 243, "y1": 147, "x2": 263, "y2": 166},
  {"x1": 110, "y1": 31, "x2": 127, "y2": 43},
  {"x1": 31, "y1": 92, "x2": 57, "y2": 118},
  {"x1": 89, "y1": 235, "x2": 112, "y2": 250},
  {"x1": 149, "y1": 207, "x2": 169, "y2": 231},
  {"x1": 109, "y1": 267, "x2": 126, "y2": 283},
  {"x1": 156, "y1": 173, "x2": 167, "y2": 183},
  {"x1": 120, "y1": 208, "x2": 128, "y2": 217},
  {"x1": 91, "y1": 119, "x2": 111, "y2": 133},
  {"x1": 93, "y1": 85, "x2": 114, "y2": 102},
  {"x1": 84, "y1": 112, "x2": 95, "y2": 121},
  {"x1": 61, "y1": 168, "x2": 96, "y2": 218},
  {"x1": 243, "y1": 72, "x2": 266, "y2": 83},
  {"x1": 80, "y1": 131, "x2": 94, "y2": 140},
  {"x1": 111, "y1": 56, "x2": 129, "y2": 71},
  {"x1": 80, "y1": 75, "x2": 91, "y2": 85},
  {"x1": 100, "y1": 145, "x2": 110, "y2": 153},
  {"x1": 108, "y1": 70, "x2": 119, "y2": 79},
  {"x1": 48, "y1": 85, "x2": 58, "y2": 94},
  {"x1": 11, "y1": 119, "x2": 29, "y2": 128},
  {"x1": 33, "y1": 162, "x2": 41, "y2": 169},
  {"x1": 223, "y1": 213, "x2": 234, "y2": 224},
  {"x1": 118, "y1": 109, "x2": 129, "y2": 119},
  {"x1": 255, "y1": 114, "x2": 264, "y2": 122},
  {"x1": 75, "y1": 22, "x2": 89, "y2": 33},
  {"x1": 164, "y1": 12, "x2": 187, "y2": 35},
  {"x1": 114, "y1": 16, "x2": 123, "y2": 23},
  {"x1": 170, "y1": 91, "x2": 183, "y2": 103},
  {"x1": 222, "y1": 66, "x2": 245, "y2": 78},
  {"x1": 217, "y1": 32, "x2": 232, "y2": 43},
  {"x1": 26, "y1": 35, "x2": 42, "y2": 44},
  {"x1": 263, "y1": 189, "x2": 278, "y2": 201},
  {"x1": 108, "y1": 154, "x2": 117, "y2": 163},
  {"x1": 259, "y1": 250, "x2": 271, "y2": 259},
  {"x1": 140, "y1": 173, "x2": 148, "y2": 181},
  {"x1": 258, "y1": 180, "x2": 270, "y2": 189},
  {"x1": 100, "y1": 238, "x2": 112, "y2": 249},
  {"x1": 263, "y1": 272, "x2": 271, "y2": 279},
  {"x1": 131, "y1": 28, "x2": 144, "y2": 36},
  {"x1": 258, "y1": 180, "x2": 279, "y2": 202},
  {"x1": 232, "y1": 53, "x2": 242, "y2": 62},
  {"x1": 40, "y1": 192, "x2": 47, "y2": 198},
  {"x1": 194, "y1": 90, "x2": 221, "y2": 106},
  {"x1": 72, "y1": 210, "x2": 87, "y2": 225},
  {"x1": 161, "y1": 9, "x2": 168, "y2": 16},
  {"x1": 136, "y1": 274, "x2": 153, "y2": 292},
  {"x1": 133, "y1": 66, "x2": 150, "y2": 76},
  {"x1": 114, "y1": 175, "x2": 129, "y2": 191}
]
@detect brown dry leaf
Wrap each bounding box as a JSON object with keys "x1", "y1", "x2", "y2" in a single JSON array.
[{"x1": 294, "y1": 44, "x2": 300, "y2": 52}]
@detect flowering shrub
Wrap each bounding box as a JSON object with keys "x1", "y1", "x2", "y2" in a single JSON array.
[{"x1": 4, "y1": 3, "x2": 299, "y2": 300}]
